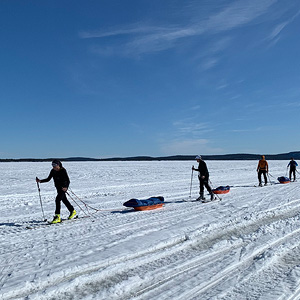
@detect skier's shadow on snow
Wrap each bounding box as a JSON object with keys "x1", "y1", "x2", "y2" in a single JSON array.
[
  {"x1": 0, "y1": 222, "x2": 23, "y2": 227},
  {"x1": 0, "y1": 220, "x2": 45, "y2": 228}
]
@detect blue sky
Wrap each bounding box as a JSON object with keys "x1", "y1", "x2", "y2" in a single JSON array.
[{"x1": 1, "y1": 0, "x2": 300, "y2": 158}]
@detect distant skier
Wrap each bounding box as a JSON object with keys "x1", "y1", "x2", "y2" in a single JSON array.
[
  {"x1": 257, "y1": 155, "x2": 269, "y2": 186},
  {"x1": 287, "y1": 158, "x2": 298, "y2": 181},
  {"x1": 192, "y1": 155, "x2": 214, "y2": 202},
  {"x1": 36, "y1": 159, "x2": 76, "y2": 224}
]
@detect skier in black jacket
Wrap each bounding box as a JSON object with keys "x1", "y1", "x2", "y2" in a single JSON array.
[
  {"x1": 287, "y1": 158, "x2": 298, "y2": 181},
  {"x1": 192, "y1": 155, "x2": 214, "y2": 201},
  {"x1": 36, "y1": 159, "x2": 76, "y2": 223}
]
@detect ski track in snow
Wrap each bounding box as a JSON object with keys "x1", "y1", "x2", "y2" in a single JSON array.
[{"x1": 1, "y1": 161, "x2": 300, "y2": 299}]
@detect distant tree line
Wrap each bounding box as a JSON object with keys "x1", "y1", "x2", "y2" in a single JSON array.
[{"x1": 1, "y1": 151, "x2": 300, "y2": 162}]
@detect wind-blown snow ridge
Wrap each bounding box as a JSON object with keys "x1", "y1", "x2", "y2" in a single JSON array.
[{"x1": 1, "y1": 161, "x2": 300, "y2": 299}]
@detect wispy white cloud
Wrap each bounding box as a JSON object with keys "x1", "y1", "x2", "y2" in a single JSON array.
[
  {"x1": 158, "y1": 116, "x2": 221, "y2": 155},
  {"x1": 210, "y1": 37, "x2": 233, "y2": 53},
  {"x1": 267, "y1": 10, "x2": 300, "y2": 43},
  {"x1": 203, "y1": 0, "x2": 276, "y2": 33},
  {"x1": 190, "y1": 105, "x2": 201, "y2": 111},
  {"x1": 79, "y1": 25, "x2": 175, "y2": 39},
  {"x1": 285, "y1": 101, "x2": 300, "y2": 107},
  {"x1": 230, "y1": 95, "x2": 242, "y2": 100},
  {"x1": 201, "y1": 58, "x2": 218, "y2": 70},
  {"x1": 231, "y1": 128, "x2": 262, "y2": 133},
  {"x1": 216, "y1": 83, "x2": 228, "y2": 90},
  {"x1": 269, "y1": 21, "x2": 289, "y2": 40},
  {"x1": 184, "y1": 36, "x2": 232, "y2": 71},
  {"x1": 160, "y1": 138, "x2": 223, "y2": 155},
  {"x1": 172, "y1": 120, "x2": 214, "y2": 137},
  {"x1": 230, "y1": 125, "x2": 281, "y2": 133},
  {"x1": 80, "y1": 0, "x2": 279, "y2": 56},
  {"x1": 83, "y1": 25, "x2": 199, "y2": 56}
]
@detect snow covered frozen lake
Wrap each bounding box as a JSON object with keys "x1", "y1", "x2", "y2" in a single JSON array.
[{"x1": 1, "y1": 160, "x2": 300, "y2": 299}]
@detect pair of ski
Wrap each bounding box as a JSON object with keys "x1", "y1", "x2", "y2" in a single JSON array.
[
  {"x1": 47, "y1": 215, "x2": 80, "y2": 225},
  {"x1": 184, "y1": 196, "x2": 221, "y2": 203},
  {"x1": 254, "y1": 183, "x2": 276, "y2": 187},
  {"x1": 25, "y1": 215, "x2": 81, "y2": 229}
]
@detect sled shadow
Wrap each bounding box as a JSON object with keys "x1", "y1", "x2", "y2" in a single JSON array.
[
  {"x1": 230, "y1": 185, "x2": 256, "y2": 188},
  {"x1": 111, "y1": 209, "x2": 135, "y2": 214},
  {"x1": 164, "y1": 200, "x2": 187, "y2": 204},
  {"x1": 232, "y1": 182, "x2": 283, "y2": 188}
]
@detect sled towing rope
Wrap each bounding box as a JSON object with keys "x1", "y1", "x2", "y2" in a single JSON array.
[
  {"x1": 67, "y1": 188, "x2": 127, "y2": 214},
  {"x1": 66, "y1": 189, "x2": 101, "y2": 217}
]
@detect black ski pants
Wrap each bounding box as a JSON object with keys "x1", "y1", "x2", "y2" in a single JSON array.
[
  {"x1": 289, "y1": 168, "x2": 296, "y2": 181},
  {"x1": 55, "y1": 189, "x2": 74, "y2": 215},
  {"x1": 199, "y1": 175, "x2": 212, "y2": 194},
  {"x1": 258, "y1": 170, "x2": 267, "y2": 185}
]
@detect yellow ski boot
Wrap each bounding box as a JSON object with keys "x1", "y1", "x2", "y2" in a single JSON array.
[
  {"x1": 50, "y1": 214, "x2": 61, "y2": 224},
  {"x1": 68, "y1": 209, "x2": 77, "y2": 220}
]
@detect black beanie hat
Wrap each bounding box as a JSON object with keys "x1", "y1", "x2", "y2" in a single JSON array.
[{"x1": 52, "y1": 159, "x2": 62, "y2": 167}]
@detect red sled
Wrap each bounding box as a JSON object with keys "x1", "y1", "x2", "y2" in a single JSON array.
[
  {"x1": 123, "y1": 196, "x2": 165, "y2": 211},
  {"x1": 277, "y1": 177, "x2": 290, "y2": 184},
  {"x1": 212, "y1": 186, "x2": 230, "y2": 194},
  {"x1": 134, "y1": 203, "x2": 164, "y2": 211}
]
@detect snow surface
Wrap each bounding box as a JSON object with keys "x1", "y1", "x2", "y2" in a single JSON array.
[{"x1": 1, "y1": 160, "x2": 300, "y2": 300}]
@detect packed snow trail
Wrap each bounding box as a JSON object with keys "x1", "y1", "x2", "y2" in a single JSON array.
[{"x1": 1, "y1": 161, "x2": 300, "y2": 299}]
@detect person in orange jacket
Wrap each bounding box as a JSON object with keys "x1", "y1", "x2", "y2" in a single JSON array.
[{"x1": 257, "y1": 155, "x2": 269, "y2": 186}]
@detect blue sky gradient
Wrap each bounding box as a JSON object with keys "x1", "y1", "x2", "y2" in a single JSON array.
[{"x1": 1, "y1": 0, "x2": 300, "y2": 158}]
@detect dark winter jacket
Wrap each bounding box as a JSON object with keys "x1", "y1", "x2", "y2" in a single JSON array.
[
  {"x1": 288, "y1": 160, "x2": 298, "y2": 170},
  {"x1": 40, "y1": 167, "x2": 70, "y2": 189},
  {"x1": 194, "y1": 161, "x2": 209, "y2": 178}
]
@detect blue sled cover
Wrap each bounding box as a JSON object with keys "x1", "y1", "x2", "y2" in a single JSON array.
[
  {"x1": 123, "y1": 196, "x2": 164, "y2": 208},
  {"x1": 277, "y1": 176, "x2": 290, "y2": 183},
  {"x1": 213, "y1": 186, "x2": 230, "y2": 191}
]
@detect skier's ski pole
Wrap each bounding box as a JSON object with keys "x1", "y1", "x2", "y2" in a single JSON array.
[
  {"x1": 189, "y1": 168, "x2": 194, "y2": 198},
  {"x1": 36, "y1": 178, "x2": 46, "y2": 221},
  {"x1": 267, "y1": 173, "x2": 274, "y2": 185},
  {"x1": 268, "y1": 172, "x2": 275, "y2": 178}
]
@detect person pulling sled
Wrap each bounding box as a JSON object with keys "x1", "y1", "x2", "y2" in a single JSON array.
[
  {"x1": 36, "y1": 160, "x2": 76, "y2": 224},
  {"x1": 192, "y1": 155, "x2": 215, "y2": 202}
]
